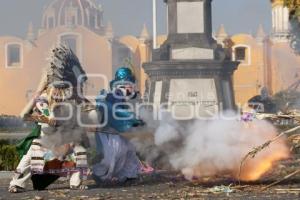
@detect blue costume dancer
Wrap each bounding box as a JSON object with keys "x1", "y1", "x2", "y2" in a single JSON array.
[{"x1": 92, "y1": 67, "x2": 144, "y2": 184}]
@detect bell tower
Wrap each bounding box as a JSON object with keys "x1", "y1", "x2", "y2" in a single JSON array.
[{"x1": 271, "y1": 0, "x2": 290, "y2": 42}]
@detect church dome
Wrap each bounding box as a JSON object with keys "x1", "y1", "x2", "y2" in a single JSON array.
[{"x1": 42, "y1": 0, "x2": 104, "y2": 33}]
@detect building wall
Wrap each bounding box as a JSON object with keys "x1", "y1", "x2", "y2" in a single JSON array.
[
  {"x1": 269, "y1": 42, "x2": 300, "y2": 94},
  {"x1": 0, "y1": 23, "x2": 151, "y2": 116},
  {"x1": 0, "y1": 37, "x2": 34, "y2": 115},
  {"x1": 0, "y1": 26, "x2": 115, "y2": 115},
  {"x1": 0, "y1": 0, "x2": 172, "y2": 115},
  {"x1": 230, "y1": 34, "x2": 265, "y2": 106}
]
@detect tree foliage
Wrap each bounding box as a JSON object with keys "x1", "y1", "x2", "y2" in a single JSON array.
[{"x1": 284, "y1": 0, "x2": 300, "y2": 17}]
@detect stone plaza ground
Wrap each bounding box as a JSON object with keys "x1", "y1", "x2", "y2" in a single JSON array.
[
  {"x1": 1, "y1": 130, "x2": 300, "y2": 200},
  {"x1": 1, "y1": 165, "x2": 300, "y2": 200}
]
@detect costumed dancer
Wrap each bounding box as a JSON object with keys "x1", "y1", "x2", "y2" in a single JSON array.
[
  {"x1": 92, "y1": 67, "x2": 146, "y2": 184},
  {"x1": 9, "y1": 46, "x2": 91, "y2": 192}
]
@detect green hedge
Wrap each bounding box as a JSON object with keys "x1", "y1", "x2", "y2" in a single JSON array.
[{"x1": 0, "y1": 140, "x2": 19, "y2": 171}]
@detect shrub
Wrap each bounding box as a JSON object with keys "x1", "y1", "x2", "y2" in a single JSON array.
[{"x1": 0, "y1": 142, "x2": 19, "y2": 171}]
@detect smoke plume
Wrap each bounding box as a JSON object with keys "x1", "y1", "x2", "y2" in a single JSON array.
[
  {"x1": 40, "y1": 102, "x2": 93, "y2": 156},
  {"x1": 136, "y1": 111, "x2": 290, "y2": 181}
]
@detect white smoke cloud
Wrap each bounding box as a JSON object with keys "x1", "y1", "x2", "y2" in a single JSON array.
[
  {"x1": 136, "y1": 111, "x2": 290, "y2": 181},
  {"x1": 39, "y1": 103, "x2": 92, "y2": 156}
]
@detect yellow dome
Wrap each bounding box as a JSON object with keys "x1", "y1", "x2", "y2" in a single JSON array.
[{"x1": 42, "y1": 0, "x2": 104, "y2": 33}]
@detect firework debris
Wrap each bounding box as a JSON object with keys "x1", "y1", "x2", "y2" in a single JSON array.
[
  {"x1": 256, "y1": 112, "x2": 300, "y2": 125},
  {"x1": 34, "y1": 196, "x2": 43, "y2": 200},
  {"x1": 207, "y1": 184, "x2": 235, "y2": 194},
  {"x1": 275, "y1": 188, "x2": 300, "y2": 194},
  {"x1": 235, "y1": 110, "x2": 300, "y2": 191},
  {"x1": 247, "y1": 125, "x2": 300, "y2": 158},
  {"x1": 239, "y1": 125, "x2": 300, "y2": 181},
  {"x1": 261, "y1": 169, "x2": 300, "y2": 191}
]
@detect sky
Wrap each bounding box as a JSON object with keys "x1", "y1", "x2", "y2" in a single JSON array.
[{"x1": 0, "y1": 0, "x2": 272, "y2": 38}]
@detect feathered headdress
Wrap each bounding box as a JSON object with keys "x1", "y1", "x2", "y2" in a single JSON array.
[
  {"x1": 47, "y1": 45, "x2": 87, "y2": 88},
  {"x1": 21, "y1": 45, "x2": 87, "y2": 119}
]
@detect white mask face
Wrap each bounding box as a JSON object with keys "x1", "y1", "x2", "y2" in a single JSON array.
[
  {"x1": 114, "y1": 83, "x2": 137, "y2": 99},
  {"x1": 36, "y1": 101, "x2": 48, "y2": 112},
  {"x1": 35, "y1": 95, "x2": 50, "y2": 116}
]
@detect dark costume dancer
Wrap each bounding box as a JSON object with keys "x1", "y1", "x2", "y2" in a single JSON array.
[{"x1": 92, "y1": 67, "x2": 146, "y2": 184}]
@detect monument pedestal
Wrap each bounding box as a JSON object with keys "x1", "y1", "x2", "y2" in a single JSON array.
[
  {"x1": 143, "y1": 0, "x2": 239, "y2": 118},
  {"x1": 144, "y1": 60, "x2": 238, "y2": 118}
]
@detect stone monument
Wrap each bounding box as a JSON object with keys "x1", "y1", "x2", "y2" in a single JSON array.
[{"x1": 143, "y1": 0, "x2": 239, "y2": 118}]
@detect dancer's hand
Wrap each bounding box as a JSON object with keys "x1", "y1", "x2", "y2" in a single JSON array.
[
  {"x1": 48, "y1": 118, "x2": 57, "y2": 126},
  {"x1": 133, "y1": 119, "x2": 145, "y2": 127}
]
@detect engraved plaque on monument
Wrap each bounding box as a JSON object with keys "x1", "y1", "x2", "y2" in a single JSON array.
[
  {"x1": 171, "y1": 47, "x2": 214, "y2": 60},
  {"x1": 143, "y1": 0, "x2": 239, "y2": 118},
  {"x1": 168, "y1": 79, "x2": 219, "y2": 118},
  {"x1": 177, "y1": 2, "x2": 204, "y2": 33}
]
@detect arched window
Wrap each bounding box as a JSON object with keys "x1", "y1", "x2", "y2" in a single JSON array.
[
  {"x1": 112, "y1": 44, "x2": 133, "y2": 75},
  {"x1": 61, "y1": 35, "x2": 77, "y2": 54},
  {"x1": 232, "y1": 45, "x2": 251, "y2": 65},
  {"x1": 66, "y1": 15, "x2": 77, "y2": 26},
  {"x1": 48, "y1": 17, "x2": 55, "y2": 29},
  {"x1": 235, "y1": 47, "x2": 246, "y2": 61},
  {"x1": 117, "y1": 47, "x2": 132, "y2": 64},
  {"x1": 65, "y1": 7, "x2": 78, "y2": 27},
  {"x1": 97, "y1": 13, "x2": 103, "y2": 27},
  {"x1": 59, "y1": 33, "x2": 82, "y2": 60},
  {"x1": 90, "y1": 15, "x2": 96, "y2": 28},
  {"x1": 6, "y1": 43, "x2": 22, "y2": 68},
  {"x1": 44, "y1": 8, "x2": 55, "y2": 29}
]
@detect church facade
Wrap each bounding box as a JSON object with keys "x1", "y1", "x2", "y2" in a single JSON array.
[
  {"x1": 0, "y1": 0, "x2": 151, "y2": 115},
  {"x1": 0, "y1": 0, "x2": 299, "y2": 115}
]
